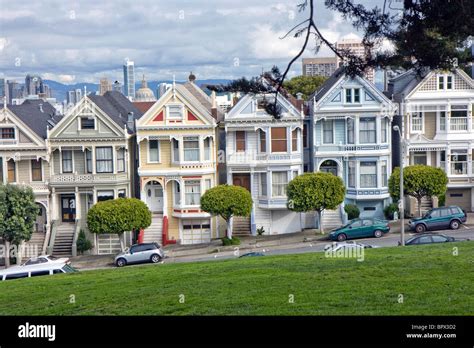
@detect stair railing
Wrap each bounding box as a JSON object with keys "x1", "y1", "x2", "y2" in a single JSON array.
[
  {"x1": 46, "y1": 220, "x2": 58, "y2": 255},
  {"x1": 71, "y1": 219, "x2": 81, "y2": 257}
]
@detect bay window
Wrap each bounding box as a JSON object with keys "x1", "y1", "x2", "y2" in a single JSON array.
[
  {"x1": 259, "y1": 173, "x2": 267, "y2": 196},
  {"x1": 359, "y1": 118, "x2": 376, "y2": 143},
  {"x1": 381, "y1": 160, "x2": 388, "y2": 187},
  {"x1": 148, "y1": 140, "x2": 159, "y2": 163},
  {"x1": 360, "y1": 162, "x2": 377, "y2": 188},
  {"x1": 411, "y1": 113, "x2": 423, "y2": 132},
  {"x1": 172, "y1": 139, "x2": 179, "y2": 162},
  {"x1": 117, "y1": 148, "x2": 125, "y2": 172},
  {"x1": 347, "y1": 118, "x2": 354, "y2": 144},
  {"x1": 272, "y1": 171, "x2": 288, "y2": 197},
  {"x1": 31, "y1": 159, "x2": 42, "y2": 181},
  {"x1": 235, "y1": 131, "x2": 246, "y2": 152},
  {"x1": 413, "y1": 152, "x2": 427, "y2": 165},
  {"x1": 62, "y1": 150, "x2": 73, "y2": 173},
  {"x1": 96, "y1": 147, "x2": 113, "y2": 173},
  {"x1": 450, "y1": 105, "x2": 468, "y2": 131},
  {"x1": 204, "y1": 137, "x2": 211, "y2": 161},
  {"x1": 322, "y1": 120, "x2": 333, "y2": 144},
  {"x1": 85, "y1": 149, "x2": 92, "y2": 173},
  {"x1": 183, "y1": 137, "x2": 199, "y2": 161},
  {"x1": 291, "y1": 129, "x2": 298, "y2": 152},
  {"x1": 450, "y1": 150, "x2": 467, "y2": 175},
  {"x1": 348, "y1": 161, "x2": 355, "y2": 188},
  {"x1": 381, "y1": 118, "x2": 387, "y2": 143},
  {"x1": 271, "y1": 127, "x2": 287, "y2": 152},
  {"x1": 259, "y1": 129, "x2": 267, "y2": 153},
  {"x1": 185, "y1": 180, "x2": 201, "y2": 205},
  {"x1": 7, "y1": 159, "x2": 16, "y2": 183},
  {"x1": 174, "y1": 182, "x2": 181, "y2": 205}
]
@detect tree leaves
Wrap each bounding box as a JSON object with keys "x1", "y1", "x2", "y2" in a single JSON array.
[{"x1": 200, "y1": 185, "x2": 252, "y2": 222}]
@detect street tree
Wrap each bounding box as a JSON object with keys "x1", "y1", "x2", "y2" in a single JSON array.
[
  {"x1": 283, "y1": 75, "x2": 327, "y2": 100},
  {"x1": 287, "y1": 172, "x2": 345, "y2": 233},
  {"x1": 200, "y1": 185, "x2": 253, "y2": 240},
  {"x1": 388, "y1": 165, "x2": 448, "y2": 217},
  {"x1": 0, "y1": 184, "x2": 39, "y2": 267},
  {"x1": 87, "y1": 198, "x2": 151, "y2": 251}
]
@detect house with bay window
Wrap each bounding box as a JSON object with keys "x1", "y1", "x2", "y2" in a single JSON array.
[
  {"x1": 388, "y1": 68, "x2": 474, "y2": 213},
  {"x1": 225, "y1": 90, "x2": 304, "y2": 235},
  {"x1": 46, "y1": 91, "x2": 142, "y2": 255},
  {"x1": 136, "y1": 77, "x2": 221, "y2": 245},
  {"x1": 309, "y1": 68, "x2": 397, "y2": 220},
  {"x1": 0, "y1": 100, "x2": 62, "y2": 257}
]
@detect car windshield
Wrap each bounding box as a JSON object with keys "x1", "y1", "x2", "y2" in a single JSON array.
[
  {"x1": 48, "y1": 255, "x2": 58, "y2": 260},
  {"x1": 62, "y1": 264, "x2": 78, "y2": 273},
  {"x1": 422, "y1": 211, "x2": 432, "y2": 219}
]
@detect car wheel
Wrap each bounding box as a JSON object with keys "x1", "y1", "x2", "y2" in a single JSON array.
[
  {"x1": 337, "y1": 233, "x2": 347, "y2": 241},
  {"x1": 415, "y1": 224, "x2": 426, "y2": 233},
  {"x1": 374, "y1": 230, "x2": 383, "y2": 238},
  {"x1": 116, "y1": 258, "x2": 127, "y2": 267},
  {"x1": 150, "y1": 254, "x2": 161, "y2": 263},
  {"x1": 450, "y1": 220, "x2": 460, "y2": 230}
]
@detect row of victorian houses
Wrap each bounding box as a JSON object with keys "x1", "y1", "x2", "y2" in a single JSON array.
[{"x1": 1, "y1": 68, "x2": 473, "y2": 257}]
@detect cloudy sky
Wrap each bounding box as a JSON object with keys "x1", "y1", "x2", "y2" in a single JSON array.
[{"x1": 0, "y1": 0, "x2": 380, "y2": 84}]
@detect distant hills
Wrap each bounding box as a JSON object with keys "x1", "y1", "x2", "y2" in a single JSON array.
[{"x1": 44, "y1": 79, "x2": 232, "y2": 102}]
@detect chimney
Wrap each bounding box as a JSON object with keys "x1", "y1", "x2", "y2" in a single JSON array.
[
  {"x1": 296, "y1": 92, "x2": 303, "y2": 100},
  {"x1": 211, "y1": 91, "x2": 218, "y2": 119},
  {"x1": 127, "y1": 112, "x2": 134, "y2": 132}
]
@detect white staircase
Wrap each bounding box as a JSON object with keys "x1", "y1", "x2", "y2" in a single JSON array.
[
  {"x1": 232, "y1": 216, "x2": 251, "y2": 236},
  {"x1": 321, "y1": 209, "x2": 343, "y2": 230},
  {"x1": 52, "y1": 223, "x2": 75, "y2": 257},
  {"x1": 143, "y1": 214, "x2": 163, "y2": 245}
]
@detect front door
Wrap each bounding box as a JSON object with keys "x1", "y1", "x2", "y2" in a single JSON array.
[
  {"x1": 146, "y1": 181, "x2": 163, "y2": 212},
  {"x1": 233, "y1": 174, "x2": 251, "y2": 191},
  {"x1": 61, "y1": 195, "x2": 76, "y2": 222}
]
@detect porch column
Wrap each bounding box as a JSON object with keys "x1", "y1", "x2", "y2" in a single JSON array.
[
  {"x1": 92, "y1": 187, "x2": 98, "y2": 205},
  {"x1": 180, "y1": 179, "x2": 185, "y2": 206},
  {"x1": 162, "y1": 180, "x2": 168, "y2": 216},
  {"x1": 75, "y1": 187, "x2": 81, "y2": 220},
  {"x1": 198, "y1": 136, "x2": 204, "y2": 162},
  {"x1": 354, "y1": 115, "x2": 360, "y2": 144},
  {"x1": 1, "y1": 157, "x2": 6, "y2": 184},
  {"x1": 445, "y1": 148, "x2": 450, "y2": 174},
  {"x1": 51, "y1": 189, "x2": 59, "y2": 221},
  {"x1": 178, "y1": 137, "x2": 184, "y2": 163},
  {"x1": 468, "y1": 148, "x2": 473, "y2": 176},
  {"x1": 446, "y1": 104, "x2": 451, "y2": 132}
]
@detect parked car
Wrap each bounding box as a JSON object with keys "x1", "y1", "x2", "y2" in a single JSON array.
[
  {"x1": 400, "y1": 233, "x2": 463, "y2": 246},
  {"x1": 239, "y1": 252, "x2": 265, "y2": 258},
  {"x1": 324, "y1": 241, "x2": 378, "y2": 252},
  {"x1": 22, "y1": 255, "x2": 70, "y2": 266},
  {"x1": 329, "y1": 218, "x2": 390, "y2": 241},
  {"x1": 408, "y1": 206, "x2": 467, "y2": 233},
  {"x1": 0, "y1": 262, "x2": 77, "y2": 281},
  {"x1": 115, "y1": 243, "x2": 164, "y2": 267}
]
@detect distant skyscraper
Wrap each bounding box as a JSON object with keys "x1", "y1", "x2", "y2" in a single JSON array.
[
  {"x1": 25, "y1": 74, "x2": 44, "y2": 95},
  {"x1": 0, "y1": 78, "x2": 5, "y2": 101},
  {"x1": 157, "y1": 82, "x2": 172, "y2": 98},
  {"x1": 302, "y1": 57, "x2": 338, "y2": 77},
  {"x1": 99, "y1": 78, "x2": 112, "y2": 95},
  {"x1": 7, "y1": 80, "x2": 23, "y2": 104},
  {"x1": 336, "y1": 38, "x2": 375, "y2": 83},
  {"x1": 123, "y1": 60, "x2": 135, "y2": 100},
  {"x1": 67, "y1": 88, "x2": 83, "y2": 105},
  {"x1": 112, "y1": 80, "x2": 123, "y2": 93},
  {"x1": 75, "y1": 89, "x2": 82, "y2": 103}
]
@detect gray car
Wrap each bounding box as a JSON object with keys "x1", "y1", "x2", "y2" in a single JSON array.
[{"x1": 115, "y1": 243, "x2": 164, "y2": 267}]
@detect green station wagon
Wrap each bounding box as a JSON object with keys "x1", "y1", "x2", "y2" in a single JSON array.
[
  {"x1": 329, "y1": 218, "x2": 390, "y2": 241},
  {"x1": 408, "y1": 206, "x2": 467, "y2": 233}
]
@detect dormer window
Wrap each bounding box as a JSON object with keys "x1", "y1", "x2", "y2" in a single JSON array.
[
  {"x1": 80, "y1": 117, "x2": 95, "y2": 130},
  {"x1": 345, "y1": 88, "x2": 361, "y2": 103},
  {"x1": 167, "y1": 104, "x2": 184, "y2": 120},
  {"x1": 438, "y1": 74, "x2": 454, "y2": 90},
  {"x1": 0, "y1": 128, "x2": 15, "y2": 139},
  {"x1": 447, "y1": 75, "x2": 453, "y2": 89}
]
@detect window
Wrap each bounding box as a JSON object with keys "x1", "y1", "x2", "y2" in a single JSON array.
[
  {"x1": 0, "y1": 128, "x2": 15, "y2": 139},
  {"x1": 260, "y1": 173, "x2": 267, "y2": 196},
  {"x1": 183, "y1": 137, "x2": 199, "y2": 161},
  {"x1": 411, "y1": 113, "x2": 423, "y2": 132},
  {"x1": 97, "y1": 191, "x2": 114, "y2": 202},
  {"x1": 30, "y1": 270, "x2": 50, "y2": 277},
  {"x1": 85, "y1": 149, "x2": 92, "y2": 173},
  {"x1": 80, "y1": 117, "x2": 95, "y2": 130},
  {"x1": 438, "y1": 75, "x2": 444, "y2": 90},
  {"x1": 148, "y1": 140, "x2": 159, "y2": 163},
  {"x1": 118, "y1": 189, "x2": 126, "y2": 198},
  {"x1": 413, "y1": 152, "x2": 427, "y2": 165},
  {"x1": 348, "y1": 161, "x2": 355, "y2": 188},
  {"x1": 235, "y1": 131, "x2": 246, "y2": 152},
  {"x1": 167, "y1": 104, "x2": 184, "y2": 119},
  {"x1": 345, "y1": 88, "x2": 352, "y2": 103},
  {"x1": 293, "y1": 170, "x2": 298, "y2": 179},
  {"x1": 117, "y1": 148, "x2": 125, "y2": 172},
  {"x1": 440, "y1": 208, "x2": 451, "y2": 217},
  {"x1": 439, "y1": 111, "x2": 446, "y2": 131},
  {"x1": 359, "y1": 118, "x2": 376, "y2": 143},
  {"x1": 7, "y1": 160, "x2": 15, "y2": 183},
  {"x1": 450, "y1": 105, "x2": 468, "y2": 131},
  {"x1": 96, "y1": 147, "x2": 113, "y2": 173},
  {"x1": 259, "y1": 129, "x2": 266, "y2": 153},
  {"x1": 381, "y1": 160, "x2": 388, "y2": 187},
  {"x1": 450, "y1": 150, "x2": 468, "y2": 175},
  {"x1": 0, "y1": 158, "x2": 3, "y2": 183},
  {"x1": 440, "y1": 151, "x2": 446, "y2": 171},
  {"x1": 347, "y1": 118, "x2": 354, "y2": 144},
  {"x1": 62, "y1": 150, "x2": 73, "y2": 173},
  {"x1": 291, "y1": 129, "x2": 298, "y2": 152},
  {"x1": 362, "y1": 219, "x2": 374, "y2": 226},
  {"x1": 204, "y1": 138, "x2": 211, "y2": 161},
  {"x1": 271, "y1": 127, "x2": 287, "y2": 152},
  {"x1": 360, "y1": 162, "x2": 377, "y2": 188},
  {"x1": 31, "y1": 159, "x2": 42, "y2": 181},
  {"x1": 302, "y1": 125, "x2": 308, "y2": 148},
  {"x1": 353, "y1": 88, "x2": 360, "y2": 103},
  {"x1": 172, "y1": 139, "x2": 179, "y2": 162},
  {"x1": 447, "y1": 75, "x2": 453, "y2": 90},
  {"x1": 381, "y1": 118, "x2": 387, "y2": 143},
  {"x1": 432, "y1": 235, "x2": 448, "y2": 243},
  {"x1": 322, "y1": 120, "x2": 333, "y2": 144},
  {"x1": 272, "y1": 172, "x2": 288, "y2": 197},
  {"x1": 185, "y1": 180, "x2": 201, "y2": 205},
  {"x1": 174, "y1": 182, "x2": 181, "y2": 205},
  {"x1": 5, "y1": 272, "x2": 29, "y2": 280},
  {"x1": 205, "y1": 179, "x2": 212, "y2": 191}
]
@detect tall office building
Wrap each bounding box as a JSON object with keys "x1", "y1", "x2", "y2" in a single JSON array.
[
  {"x1": 123, "y1": 60, "x2": 135, "y2": 100},
  {"x1": 0, "y1": 78, "x2": 5, "y2": 101},
  {"x1": 99, "y1": 77, "x2": 112, "y2": 95},
  {"x1": 66, "y1": 88, "x2": 83, "y2": 105},
  {"x1": 336, "y1": 38, "x2": 375, "y2": 83},
  {"x1": 25, "y1": 74, "x2": 44, "y2": 95},
  {"x1": 7, "y1": 80, "x2": 23, "y2": 104},
  {"x1": 157, "y1": 82, "x2": 172, "y2": 98},
  {"x1": 302, "y1": 57, "x2": 338, "y2": 77}
]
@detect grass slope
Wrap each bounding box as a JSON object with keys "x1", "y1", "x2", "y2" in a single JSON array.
[{"x1": 0, "y1": 243, "x2": 473, "y2": 315}]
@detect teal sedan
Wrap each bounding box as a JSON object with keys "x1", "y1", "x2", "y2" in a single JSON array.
[{"x1": 329, "y1": 218, "x2": 390, "y2": 241}]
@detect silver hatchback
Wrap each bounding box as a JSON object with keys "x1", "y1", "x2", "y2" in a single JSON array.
[{"x1": 115, "y1": 243, "x2": 164, "y2": 267}]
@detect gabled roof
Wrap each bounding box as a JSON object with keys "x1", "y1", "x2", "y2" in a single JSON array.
[
  {"x1": 309, "y1": 67, "x2": 346, "y2": 102},
  {"x1": 182, "y1": 81, "x2": 224, "y2": 121},
  {"x1": 386, "y1": 69, "x2": 429, "y2": 102},
  {"x1": 133, "y1": 101, "x2": 155, "y2": 114},
  {"x1": 87, "y1": 91, "x2": 143, "y2": 133},
  {"x1": 8, "y1": 99, "x2": 62, "y2": 139}
]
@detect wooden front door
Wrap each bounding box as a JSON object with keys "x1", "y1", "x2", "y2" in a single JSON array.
[
  {"x1": 233, "y1": 174, "x2": 251, "y2": 191},
  {"x1": 61, "y1": 195, "x2": 76, "y2": 222}
]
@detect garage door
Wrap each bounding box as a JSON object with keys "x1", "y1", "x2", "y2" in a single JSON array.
[
  {"x1": 445, "y1": 189, "x2": 471, "y2": 211},
  {"x1": 182, "y1": 219, "x2": 211, "y2": 245}
]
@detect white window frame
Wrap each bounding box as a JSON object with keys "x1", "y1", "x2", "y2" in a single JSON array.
[
  {"x1": 271, "y1": 171, "x2": 288, "y2": 198},
  {"x1": 345, "y1": 88, "x2": 361, "y2": 104},
  {"x1": 259, "y1": 172, "x2": 268, "y2": 197},
  {"x1": 78, "y1": 116, "x2": 96, "y2": 131},
  {"x1": 183, "y1": 137, "x2": 200, "y2": 162},
  {"x1": 322, "y1": 119, "x2": 334, "y2": 144},
  {"x1": 61, "y1": 150, "x2": 74, "y2": 174},
  {"x1": 203, "y1": 137, "x2": 211, "y2": 161},
  {"x1": 359, "y1": 161, "x2": 377, "y2": 188},
  {"x1": 117, "y1": 147, "x2": 126, "y2": 173},
  {"x1": 410, "y1": 112, "x2": 424, "y2": 133},
  {"x1": 148, "y1": 139, "x2": 160, "y2": 163},
  {"x1": 0, "y1": 126, "x2": 17, "y2": 142},
  {"x1": 184, "y1": 180, "x2": 201, "y2": 206},
  {"x1": 30, "y1": 158, "x2": 44, "y2": 182},
  {"x1": 166, "y1": 104, "x2": 184, "y2": 120}
]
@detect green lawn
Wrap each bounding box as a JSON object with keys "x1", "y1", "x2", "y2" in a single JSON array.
[{"x1": 0, "y1": 242, "x2": 473, "y2": 315}]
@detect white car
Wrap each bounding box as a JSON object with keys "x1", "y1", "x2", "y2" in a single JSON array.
[
  {"x1": 22, "y1": 255, "x2": 70, "y2": 267},
  {"x1": 324, "y1": 241, "x2": 378, "y2": 252},
  {"x1": 0, "y1": 262, "x2": 77, "y2": 281}
]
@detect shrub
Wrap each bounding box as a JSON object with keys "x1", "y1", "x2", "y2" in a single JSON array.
[
  {"x1": 222, "y1": 237, "x2": 241, "y2": 246},
  {"x1": 76, "y1": 230, "x2": 92, "y2": 255},
  {"x1": 438, "y1": 193, "x2": 446, "y2": 207},
  {"x1": 256, "y1": 227, "x2": 265, "y2": 236},
  {"x1": 384, "y1": 203, "x2": 399, "y2": 220},
  {"x1": 344, "y1": 204, "x2": 360, "y2": 220}
]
